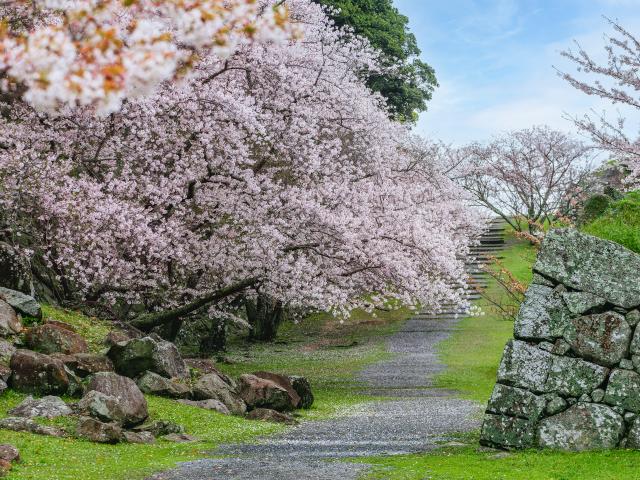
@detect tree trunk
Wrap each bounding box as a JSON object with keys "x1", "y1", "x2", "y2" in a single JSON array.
[
  {"x1": 246, "y1": 294, "x2": 284, "y2": 342},
  {"x1": 130, "y1": 277, "x2": 258, "y2": 331}
]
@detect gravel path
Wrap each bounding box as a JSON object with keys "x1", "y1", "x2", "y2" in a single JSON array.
[{"x1": 150, "y1": 220, "x2": 506, "y2": 480}]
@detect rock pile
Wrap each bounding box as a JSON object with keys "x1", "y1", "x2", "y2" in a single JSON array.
[
  {"x1": 481, "y1": 229, "x2": 640, "y2": 451},
  {"x1": 0, "y1": 289, "x2": 314, "y2": 449}
]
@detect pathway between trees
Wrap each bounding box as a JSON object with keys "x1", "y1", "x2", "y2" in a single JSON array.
[{"x1": 150, "y1": 220, "x2": 506, "y2": 480}]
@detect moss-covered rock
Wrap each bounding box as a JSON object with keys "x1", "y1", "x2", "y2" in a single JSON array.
[
  {"x1": 480, "y1": 414, "x2": 537, "y2": 449},
  {"x1": 486, "y1": 384, "x2": 546, "y2": 420},
  {"x1": 538, "y1": 403, "x2": 624, "y2": 451},
  {"x1": 604, "y1": 369, "x2": 640, "y2": 413},
  {"x1": 514, "y1": 285, "x2": 574, "y2": 341},
  {"x1": 563, "y1": 312, "x2": 631, "y2": 367}
]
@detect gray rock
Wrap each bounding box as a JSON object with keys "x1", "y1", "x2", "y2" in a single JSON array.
[
  {"x1": 289, "y1": 375, "x2": 314, "y2": 409},
  {"x1": 538, "y1": 403, "x2": 624, "y2": 451},
  {"x1": 533, "y1": 229, "x2": 640, "y2": 309},
  {"x1": 9, "y1": 349, "x2": 69, "y2": 395},
  {"x1": 552, "y1": 339, "x2": 571, "y2": 355},
  {"x1": 136, "y1": 371, "x2": 191, "y2": 399},
  {"x1": 237, "y1": 374, "x2": 296, "y2": 412},
  {"x1": 625, "y1": 412, "x2": 637, "y2": 423},
  {"x1": 0, "y1": 339, "x2": 16, "y2": 369},
  {"x1": 561, "y1": 292, "x2": 608, "y2": 315},
  {"x1": 107, "y1": 336, "x2": 188, "y2": 380},
  {"x1": 193, "y1": 373, "x2": 246, "y2": 415},
  {"x1": 134, "y1": 420, "x2": 184, "y2": 437},
  {"x1": 563, "y1": 312, "x2": 631, "y2": 366},
  {"x1": 496, "y1": 340, "x2": 552, "y2": 392},
  {"x1": 8, "y1": 395, "x2": 72, "y2": 418},
  {"x1": 591, "y1": 389, "x2": 606, "y2": 403},
  {"x1": 69, "y1": 353, "x2": 114, "y2": 377},
  {"x1": 76, "y1": 390, "x2": 126, "y2": 425},
  {"x1": 629, "y1": 324, "x2": 640, "y2": 356},
  {"x1": 0, "y1": 379, "x2": 6, "y2": 394},
  {"x1": 620, "y1": 359, "x2": 634, "y2": 370},
  {"x1": 627, "y1": 310, "x2": 640, "y2": 327},
  {"x1": 0, "y1": 300, "x2": 21, "y2": 337},
  {"x1": 545, "y1": 355, "x2": 608, "y2": 397},
  {"x1": 514, "y1": 285, "x2": 573, "y2": 341},
  {"x1": 0, "y1": 242, "x2": 33, "y2": 295},
  {"x1": 0, "y1": 288, "x2": 41, "y2": 318},
  {"x1": 176, "y1": 399, "x2": 230, "y2": 415},
  {"x1": 531, "y1": 273, "x2": 555, "y2": 287},
  {"x1": 253, "y1": 371, "x2": 301, "y2": 408},
  {"x1": 538, "y1": 341, "x2": 555, "y2": 352},
  {"x1": 64, "y1": 365, "x2": 83, "y2": 398},
  {"x1": 0, "y1": 416, "x2": 65, "y2": 437},
  {"x1": 76, "y1": 416, "x2": 121, "y2": 443},
  {"x1": 122, "y1": 431, "x2": 155, "y2": 444},
  {"x1": 480, "y1": 414, "x2": 536, "y2": 449},
  {"x1": 578, "y1": 394, "x2": 591, "y2": 403},
  {"x1": 486, "y1": 384, "x2": 546, "y2": 420},
  {"x1": 604, "y1": 369, "x2": 640, "y2": 413},
  {"x1": 85, "y1": 372, "x2": 148, "y2": 426},
  {"x1": 545, "y1": 395, "x2": 568, "y2": 416},
  {"x1": 626, "y1": 417, "x2": 640, "y2": 449},
  {"x1": 246, "y1": 408, "x2": 297, "y2": 425}
]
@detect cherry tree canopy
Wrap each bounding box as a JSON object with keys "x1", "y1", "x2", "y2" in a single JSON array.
[
  {"x1": 561, "y1": 19, "x2": 640, "y2": 184},
  {"x1": 0, "y1": 0, "x2": 482, "y2": 324},
  {"x1": 0, "y1": 0, "x2": 293, "y2": 114}
]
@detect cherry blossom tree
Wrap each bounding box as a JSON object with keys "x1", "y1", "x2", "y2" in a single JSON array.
[
  {"x1": 462, "y1": 126, "x2": 593, "y2": 236},
  {"x1": 0, "y1": 0, "x2": 293, "y2": 114},
  {"x1": 561, "y1": 19, "x2": 640, "y2": 184},
  {"x1": 0, "y1": 0, "x2": 482, "y2": 341}
]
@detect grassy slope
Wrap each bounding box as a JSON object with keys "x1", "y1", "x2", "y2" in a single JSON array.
[
  {"x1": 2, "y1": 304, "x2": 412, "y2": 479},
  {"x1": 359, "y1": 232, "x2": 640, "y2": 480},
  {"x1": 582, "y1": 190, "x2": 640, "y2": 254}
]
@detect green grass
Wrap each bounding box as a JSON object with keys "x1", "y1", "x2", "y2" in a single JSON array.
[
  {"x1": 356, "y1": 231, "x2": 640, "y2": 479},
  {"x1": 2, "y1": 302, "x2": 413, "y2": 479},
  {"x1": 435, "y1": 234, "x2": 535, "y2": 403},
  {"x1": 219, "y1": 305, "x2": 412, "y2": 418},
  {"x1": 582, "y1": 190, "x2": 640, "y2": 254}
]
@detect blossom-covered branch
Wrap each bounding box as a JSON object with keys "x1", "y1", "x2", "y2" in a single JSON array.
[{"x1": 0, "y1": 0, "x2": 294, "y2": 114}]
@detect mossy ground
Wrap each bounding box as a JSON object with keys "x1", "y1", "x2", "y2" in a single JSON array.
[
  {"x1": 582, "y1": 190, "x2": 640, "y2": 254},
  {"x1": 356, "y1": 232, "x2": 640, "y2": 479},
  {"x1": 1, "y1": 302, "x2": 411, "y2": 479}
]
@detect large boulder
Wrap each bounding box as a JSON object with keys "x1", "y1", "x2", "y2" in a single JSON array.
[
  {"x1": 561, "y1": 291, "x2": 608, "y2": 315},
  {"x1": 537, "y1": 403, "x2": 624, "y2": 451},
  {"x1": 480, "y1": 414, "x2": 537, "y2": 449},
  {"x1": 514, "y1": 285, "x2": 574, "y2": 341},
  {"x1": 497, "y1": 340, "x2": 552, "y2": 392},
  {"x1": 0, "y1": 242, "x2": 33, "y2": 295},
  {"x1": 562, "y1": 312, "x2": 631, "y2": 367},
  {"x1": 534, "y1": 229, "x2": 640, "y2": 309},
  {"x1": 9, "y1": 349, "x2": 69, "y2": 395},
  {"x1": 136, "y1": 371, "x2": 191, "y2": 399},
  {"x1": 26, "y1": 324, "x2": 89, "y2": 355},
  {"x1": 107, "y1": 336, "x2": 188, "y2": 379},
  {"x1": 75, "y1": 417, "x2": 122, "y2": 444},
  {"x1": 0, "y1": 288, "x2": 41, "y2": 318},
  {"x1": 76, "y1": 390, "x2": 127, "y2": 425},
  {"x1": 70, "y1": 353, "x2": 114, "y2": 377},
  {"x1": 8, "y1": 395, "x2": 72, "y2": 419},
  {"x1": 544, "y1": 355, "x2": 608, "y2": 397},
  {"x1": 85, "y1": 372, "x2": 148, "y2": 426},
  {"x1": 193, "y1": 373, "x2": 246, "y2": 415},
  {"x1": 289, "y1": 375, "x2": 314, "y2": 409},
  {"x1": 237, "y1": 374, "x2": 296, "y2": 412},
  {"x1": 253, "y1": 371, "x2": 301, "y2": 408},
  {"x1": 604, "y1": 369, "x2": 640, "y2": 413},
  {"x1": 0, "y1": 300, "x2": 21, "y2": 337},
  {"x1": 485, "y1": 384, "x2": 546, "y2": 421},
  {"x1": 0, "y1": 339, "x2": 16, "y2": 371}
]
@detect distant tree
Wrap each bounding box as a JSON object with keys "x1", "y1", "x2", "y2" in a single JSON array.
[
  {"x1": 560, "y1": 19, "x2": 640, "y2": 184},
  {"x1": 462, "y1": 126, "x2": 594, "y2": 236},
  {"x1": 316, "y1": 0, "x2": 437, "y2": 121}
]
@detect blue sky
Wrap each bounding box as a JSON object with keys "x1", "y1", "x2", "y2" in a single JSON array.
[{"x1": 396, "y1": 0, "x2": 640, "y2": 144}]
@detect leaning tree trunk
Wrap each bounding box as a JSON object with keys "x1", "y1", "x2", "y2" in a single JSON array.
[{"x1": 246, "y1": 294, "x2": 284, "y2": 342}]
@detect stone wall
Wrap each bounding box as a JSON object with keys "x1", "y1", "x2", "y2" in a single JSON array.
[{"x1": 480, "y1": 229, "x2": 640, "y2": 451}]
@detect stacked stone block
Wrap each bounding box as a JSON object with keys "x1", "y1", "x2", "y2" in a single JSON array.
[{"x1": 480, "y1": 229, "x2": 640, "y2": 451}]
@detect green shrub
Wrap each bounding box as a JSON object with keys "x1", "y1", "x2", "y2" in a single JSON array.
[
  {"x1": 582, "y1": 190, "x2": 640, "y2": 253},
  {"x1": 579, "y1": 193, "x2": 611, "y2": 225}
]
